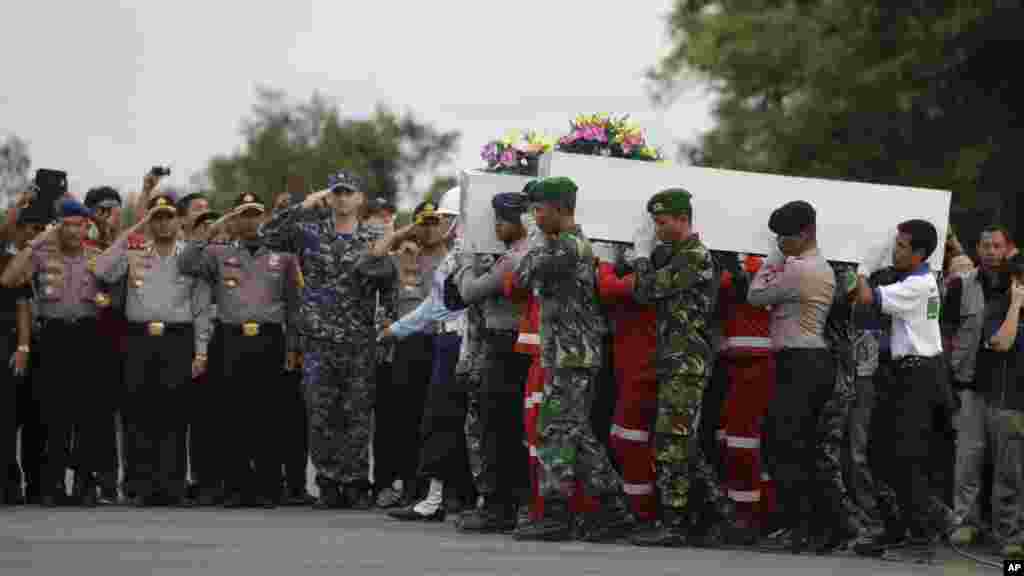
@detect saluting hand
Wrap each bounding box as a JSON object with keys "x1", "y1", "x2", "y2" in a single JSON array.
[{"x1": 301, "y1": 189, "x2": 332, "y2": 211}]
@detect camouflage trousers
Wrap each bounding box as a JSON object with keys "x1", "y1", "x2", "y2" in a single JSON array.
[
  {"x1": 536, "y1": 367, "x2": 622, "y2": 500},
  {"x1": 816, "y1": 359, "x2": 866, "y2": 535},
  {"x1": 655, "y1": 371, "x2": 730, "y2": 519},
  {"x1": 303, "y1": 339, "x2": 376, "y2": 486},
  {"x1": 463, "y1": 372, "x2": 484, "y2": 493}
]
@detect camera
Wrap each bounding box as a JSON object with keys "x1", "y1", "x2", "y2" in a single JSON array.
[
  {"x1": 30, "y1": 169, "x2": 67, "y2": 221},
  {"x1": 150, "y1": 166, "x2": 171, "y2": 177}
]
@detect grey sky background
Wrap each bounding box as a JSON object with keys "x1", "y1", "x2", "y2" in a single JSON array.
[{"x1": 1, "y1": 0, "x2": 713, "y2": 209}]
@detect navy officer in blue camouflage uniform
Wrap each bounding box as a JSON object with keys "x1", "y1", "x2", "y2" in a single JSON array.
[{"x1": 259, "y1": 171, "x2": 394, "y2": 509}]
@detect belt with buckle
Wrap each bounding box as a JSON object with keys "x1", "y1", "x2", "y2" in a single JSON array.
[
  {"x1": 242, "y1": 322, "x2": 260, "y2": 337},
  {"x1": 147, "y1": 321, "x2": 165, "y2": 336}
]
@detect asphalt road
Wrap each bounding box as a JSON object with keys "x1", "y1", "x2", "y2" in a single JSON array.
[{"x1": 0, "y1": 507, "x2": 994, "y2": 576}]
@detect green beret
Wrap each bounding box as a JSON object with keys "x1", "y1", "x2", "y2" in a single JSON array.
[
  {"x1": 647, "y1": 188, "x2": 692, "y2": 217},
  {"x1": 527, "y1": 177, "x2": 577, "y2": 204}
]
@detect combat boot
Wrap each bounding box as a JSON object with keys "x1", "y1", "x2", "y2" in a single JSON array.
[
  {"x1": 313, "y1": 479, "x2": 344, "y2": 510},
  {"x1": 580, "y1": 495, "x2": 636, "y2": 543},
  {"x1": 630, "y1": 509, "x2": 687, "y2": 548},
  {"x1": 459, "y1": 498, "x2": 518, "y2": 534},
  {"x1": 514, "y1": 500, "x2": 574, "y2": 542}
]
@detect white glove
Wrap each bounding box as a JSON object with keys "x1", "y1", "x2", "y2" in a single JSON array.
[
  {"x1": 858, "y1": 234, "x2": 894, "y2": 277},
  {"x1": 766, "y1": 243, "x2": 785, "y2": 267},
  {"x1": 631, "y1": 214, "x2": 656, "y2": 260},
  {"x1": 523, "y1": 213, "x2": 545, "y2": 250}
]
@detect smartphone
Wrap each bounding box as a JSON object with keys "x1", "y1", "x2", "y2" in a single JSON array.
[
  {"x1": 150, "y1": 166, "x2": 171, "y2": 177},
  {"x1": 33, "y1": 169, "x2": 67, "y2": 220}
]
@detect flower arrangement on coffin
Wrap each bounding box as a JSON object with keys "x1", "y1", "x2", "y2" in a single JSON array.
[
  {"x1": 480, "y1": 130, "x2": 555, "y2": 176},
  {"x1": 557, "y1": 113, "x2": 663, "y2": 161}
]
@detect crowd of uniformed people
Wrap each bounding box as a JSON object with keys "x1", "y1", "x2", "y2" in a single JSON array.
[{"x1": 1, "y1": 166, "x2": 1022, "y2": 565}]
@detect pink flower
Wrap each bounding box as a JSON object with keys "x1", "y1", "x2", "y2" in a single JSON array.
[{"x1": 500, "y1": 149, "x2": 518, "y2": 167}]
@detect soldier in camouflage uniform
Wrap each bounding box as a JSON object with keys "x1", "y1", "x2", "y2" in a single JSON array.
[
  {"x1": 813, "y1": 260, "x2": 863, "y2": 552},
  {"x1": 627, "y1": 188, "x2": 731, "y2": 547},
  {"x1": 258, "y1": 171, "x2": 393, "y2": 509},
  {"x1": 512, "y1": 177, "x2": 630, "y2": 543}
]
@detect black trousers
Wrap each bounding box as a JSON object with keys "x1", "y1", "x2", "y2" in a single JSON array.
[
  {"x1": 701, "y1": 357, "x2": 732, "y2": 480},
  {"x1": 590, "y1": 333, "x2": 619, "y2": 466},
  {"x1": 189, "y1": 324, "x2": 225, "y2": 497},
  {"x1": 418, "y1": 333, "x2": 474, "y2": 501},
  {"x1": 220, "y1": 323, "x2": 286, "y2": 501},
  {"x1": 762, "y1": 348, "x2": 835, "y2": 533},
  {"x1": 1, "y1": 328, "x2": 17, "y2": 499},
  {"x1": 479, "y1": 330, "x2": 532, "y2": 505},
  {"x1": 35, "y1": 318, "x2": 103, "y2": 497},
  {"x1": 15, "y1": 338, "x2": 44, "y2": 501},
  {"x1": 872, "y1": 356, "x2": 943, "y2": 538},
  {"x1": 375, "y1": 334, "x2": 432, "y2": 490},
  {"x1": 280, "y1": 366, "x2": 307, "y2": 495},
  {"x1": 124, "y1": 322, "x2": 192, "y2": 500},
  {"x1": 91, "y1": 339, "x2": 121, "y2": 494}
]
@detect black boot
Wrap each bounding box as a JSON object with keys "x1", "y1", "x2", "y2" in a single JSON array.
[
  {"x1": 580, "y1": 495, "x2": 635, "y2": 543},
  {"x1": 514, "y1": 499, "x2": 573, "y2": 541},
  {"x1": 313, "y1": 479, "x2": 343, "y2": 510},
  {"x1": 459, "y1": 499, "x2": 517, "y2": 534},
  {"x1": 630, "y1": 508, "x2": 687, "y2": 548}
]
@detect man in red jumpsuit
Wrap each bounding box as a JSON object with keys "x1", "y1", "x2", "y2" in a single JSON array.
[
  {"x1": 718, "y1": 254, "x2": 777, "y2": 543},
  {"x1": 596, "y1": 246, "x2": 658, "y2": 524}
]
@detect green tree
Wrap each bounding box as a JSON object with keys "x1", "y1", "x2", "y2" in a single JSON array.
[
  {"x1": 427, "y1": 175, "x2": 458, "y2": 203},
  {"x1": 649, "y1": 1, "x2": 1023, "y2": 232},
  {"x1": 205, "y1": 87, "x2": 460, "y2": 212},
  {"x1": 1, "y1": 134, "x2": 31, "y2": 206}
]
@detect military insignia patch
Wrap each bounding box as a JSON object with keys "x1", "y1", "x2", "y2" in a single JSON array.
[{"x1": 87, "y1": 256, "x2": 97, "y2": 273}]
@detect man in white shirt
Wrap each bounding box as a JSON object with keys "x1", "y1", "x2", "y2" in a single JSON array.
[{"x1": 851, "y1": 219, "x2": 944, "y2": 563}]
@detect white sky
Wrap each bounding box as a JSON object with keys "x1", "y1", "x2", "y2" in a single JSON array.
[{"x1": 1, "y1": 0, "x2": 713, "y2": 209}]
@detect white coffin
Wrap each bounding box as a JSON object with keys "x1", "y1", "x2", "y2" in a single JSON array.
[
  {"x1": 538, "y1": 151, "x2": 952, "y2": 267},
  {"x1": 459, "y1": 170, "x2": 537, "y2": 254}
]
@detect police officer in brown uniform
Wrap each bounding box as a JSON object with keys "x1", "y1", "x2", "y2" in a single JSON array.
[
  {"x1": 1, "y1": 199, "x2": 107, "y2": 506},
  {"x1": 95, "y1": 192, "x2": 213, "y2": 506},
  {"x1": 179, "y1": 193, "x2": 302, "y2": 508}
]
